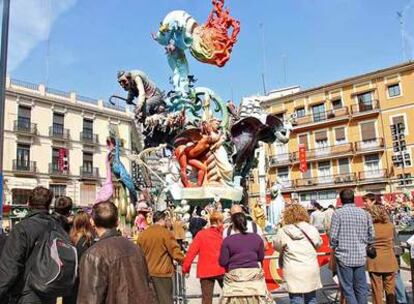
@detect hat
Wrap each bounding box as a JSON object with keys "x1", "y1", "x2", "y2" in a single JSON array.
[{"x1": 137, "y1": 202, "x2": 150, "y2": 212}]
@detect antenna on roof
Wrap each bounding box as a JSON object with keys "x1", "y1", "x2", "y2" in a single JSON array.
[{"x1": 260, "y1": 22, "x2": 267, "y2": 95}]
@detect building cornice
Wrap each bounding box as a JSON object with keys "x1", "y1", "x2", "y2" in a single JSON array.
[{"x1": 262, "y1": 61, "x2": 414, "y2": 107}]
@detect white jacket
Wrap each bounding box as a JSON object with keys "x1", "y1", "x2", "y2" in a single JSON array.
[{"x1": 274, "y1": 222, "x2": 322, "y2": 293}]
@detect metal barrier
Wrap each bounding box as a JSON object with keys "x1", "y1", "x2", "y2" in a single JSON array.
[{"x1": 173, "y1": 265, "x2": 187, "y2": 304}]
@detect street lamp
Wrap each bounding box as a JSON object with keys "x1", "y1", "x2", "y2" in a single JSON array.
[{"x1": 0, "y1": 0, "x2": 10, "y2": 234}]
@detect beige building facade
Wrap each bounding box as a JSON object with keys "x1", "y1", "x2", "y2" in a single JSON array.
[
  {"x1": 3, "y1": 77, "x2": 135, "y2": 206},
  {"x1": 248, "y1": 62, "x2": 414, "y2": 207}
]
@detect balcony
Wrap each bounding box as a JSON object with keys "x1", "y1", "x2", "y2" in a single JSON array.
[
  {"x1": 295, "y1": 173, "x2": 357, "y2": 190},
  {"x1": 294, "y1": 106, "x2": 350, "y2": 131},
  {"x1": 354, "y1": 138, "x2": 384, "y2": 154},
  {"x1": 49, "y1": 127, "x2": 70, "y2": 142},
  {"x1": 80, "y1": 132, "x2": 99, "y2": 146},
  {"x1": 351, "y1": 100, "x2": 380, "y2": 118},
  {"x1": 13, "y1": 121, "x2": 37, "y2": 136},
  {"x1": 358, "y1": 169, "x2": 388, "y2": 184},
  {"x1": 269, "y1": 153, "x2": 292, "y2": 167},
  {"x1": 80, "y1": 167, "x2": 100, "y2": 180},
  {"x1": 49, "y1": 163, "x2": 70, "y2": 179},
  {"x1": 12, "y1": 160, "x2": 37, "y2": 176},
  {"x1": 292, "y1": 143, "x2": 354, "y2": 163}
]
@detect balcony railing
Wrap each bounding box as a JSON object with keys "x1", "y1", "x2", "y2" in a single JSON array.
[
  {"x1": 292, "y1": 143, "x2": 353, "y2": 162},
  {"x1": 354, "y1": 138, "x2": 384, "y2": 153},
  {"x1": 295, "y1": 173, "x2": 357, "y2": 188},
  {"x1": 358, "y1": 169, "x2": 388, "y2": 181},
  {"x1": 48, "y1": 163, "x2": 70, "y2": 177},
  {"x1": 13, "y1": 121, "x2": 37, "y2": 135},
  {"x1": 269, "y1": 153, "x2": 291, "y2": 167},
  {"x1": 80, "y1": 167, "x2": 99, "y2": 179},
  {"x1": 12, "y1": 160, "x2": 37, "y2": 174},
  {"x1": 80, "y1": 132, "x2": 99, "y2": 145},
  {"x1": 294, "y1": 106, "x2": 350, "y2": 126},
  {"x1": 49, "y1": 126, "x2": 70, "y2": 140},
  {"x1": 351, "y1": 100, "x2": 380, "y2": 115}
]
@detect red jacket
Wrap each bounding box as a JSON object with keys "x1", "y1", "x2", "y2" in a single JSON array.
[{"x1": 182, "y1": 226, "x2": 225, "y2": 278}]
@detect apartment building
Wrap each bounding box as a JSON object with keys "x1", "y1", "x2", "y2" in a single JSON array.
[
  {"x1": 249, "y1": 61, "x2": 414, "y2": 207},
  {"x1": 3, "y1": 77, "x2": 135, "y2": 206}
]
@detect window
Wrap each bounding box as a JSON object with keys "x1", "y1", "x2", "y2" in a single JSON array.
[
  {"x1": 392, "y1": 116, "x2": 406, "y2": 134},
  {"x1": 53, "y1": 113, "x2": 64, "y2": 135},
  {"x1": 83, "y1": 119, "x2": 93, "y2": 140},
  {"x1": 356, "y1": 92, "x2": 373, "y2": 111},
  {"x1": 338, "y1": 158, "x2": 350, "y2": 174},
  {"x1": 360, "y1": 121, "x2": 376, "y2": 144},
  {"x1": 388, "y1": 84, "x2": 401, "y2": 98},
  {"x1": 50, "y1": 184, "x2": 67, "y2": 199},
  {"x1": 52, "y1": 148, "x2": 60, "y2": 171},
  {"x1": 315, "y1": 130, "x2": 329, "y2": 148},
  {"x1": 299, "y1": 190, "x2": 336, "y2": 204},
  {"x1": 277, "y1": 167, "x2": 289, "y2": 181},
  {"x1": 318, "y1": 161, "x2": 332, "y2": 183},
  {"x1": 364, "y1": 154, "x2": 380, "y2": 174},
  {"x1": 80, "y1": 184, "x2": 96, "y2": 206},
  {"x1": 16, "y1": 144, "x2": 30, "y2": 169},
  {"x1": 335, "y1": 127, "x2": 346, "y2": 144},
  {"x1": 83, "y1": 152, "x2": 93, "y2": 173},
  {"x1": 12, "y1": 189, "x2": 31, "y2": 205},
  {"x1": 17, "y1": 106, "x2": 31, "y2": 130},
  {"x1": 302, "y1": 163, "x2": 312, "y2": 178},
  {"x1": 331, "y1": 99, "x2": 342, "y2": 110},
  {"x1": 312, "y1": 104, "x2": 326, "y2": 122},
  {"x1": 295, "y1": 107, "x2": 305, "y2": 118},
  {"x1": 298, "y1": 134, "x2": 308, "y2": 149}
]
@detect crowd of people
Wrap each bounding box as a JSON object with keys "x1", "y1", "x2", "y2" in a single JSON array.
[{"x1": 0, "y1": 186, "x2": 412, "y2": 304}]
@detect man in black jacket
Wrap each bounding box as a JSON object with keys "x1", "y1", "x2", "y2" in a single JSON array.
[{"x1": 0, "y1": 186, "x2": 57, "y2": 304}]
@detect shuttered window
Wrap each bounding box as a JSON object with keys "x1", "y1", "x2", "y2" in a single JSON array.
[
  {"x1": 80, "y1": 183, "x2": 96, "y2": 206},
  {"x1": 298, "y1": 134, "x2": 308, "y2": 149},
  {"x1": 315, "y1": 130, "x2": 327, "y2": 141},
  {"x1": 392, "y1": 116, "x2": 404, "y2": 126},
  {"x1": 335, "y1": 127, "x2": 346, "y2": 141},
  {"x1": 338, "y1": 158, "x2": 350, "y2": 174},
  {"x1": 360, "y1": 121, "x2": 376, "y2": 141}
]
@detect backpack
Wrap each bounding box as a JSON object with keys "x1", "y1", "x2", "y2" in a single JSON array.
[{"x1": 26, "y1": 216, "x2": 78, "y2": 298}]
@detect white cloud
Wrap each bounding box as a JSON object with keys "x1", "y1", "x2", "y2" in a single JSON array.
[{"x1": 8, "y1": 0, "x2": 78, "y2": 71}]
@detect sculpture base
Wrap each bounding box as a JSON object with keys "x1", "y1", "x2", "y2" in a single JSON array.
[{"x1": 168, "y1": 183, "x2": 243, "y2": 207}]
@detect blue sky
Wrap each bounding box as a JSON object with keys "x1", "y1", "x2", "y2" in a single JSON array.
[{"x1": 7, "y1": 0, "x2": 414, "y2": 104}]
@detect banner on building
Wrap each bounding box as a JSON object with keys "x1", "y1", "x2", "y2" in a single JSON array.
[
  {"x1": 58, "y1": 148, "x2": 69, "y2": 172},
  {"x1": 299, "y1": 144, "x2": 307, "y2": 173}
]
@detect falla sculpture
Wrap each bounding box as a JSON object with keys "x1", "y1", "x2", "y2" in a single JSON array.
[{"x1": 108, "y1": 0, "x2": 292, "y2": 207}]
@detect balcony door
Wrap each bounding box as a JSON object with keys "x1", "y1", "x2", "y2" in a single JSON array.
[
  {"x1": 360, "y1": 121, "x2": 377, "y2": 148},
  {"x1": 83, "y1": 152, "x2": 93, "y2": 174},
  {"x1": 315, "y1": 130, "x2": 330, "y2": 156},
  {"x1": 318, "y1": 161, "x2": 332, "y2": 184},
  {"x1": 53, "y1": 112, "x2": 64, "y2": 136},
  {"x1": 356, "y1": 92, "x2": 373, "y2": 111},
  {"x1": 312, "y1": 104, "x2": 326, "y2": 122},
  {"x1": 364, "y1": 154, "x2": 381, "y2": 177},
  {"x1": 277, "y1": 167, "x2": 290, "y2": 187},
  {"x1": 17, "y1": 106, "x2": 31, "y2": 131},
  {"x1": 83, "y1": 119, "x2": 93, "y2": 140},
  {"x1": 16, "y1": 144, "x2": 30, "y2": 170},
  {"x1": 274, "y1": 142, "x2": 289, "y2": 161}
]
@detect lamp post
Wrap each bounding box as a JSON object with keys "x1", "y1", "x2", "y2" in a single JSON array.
[{"x1": 0, "y1": 0, "x2": 10, "y2": 234}]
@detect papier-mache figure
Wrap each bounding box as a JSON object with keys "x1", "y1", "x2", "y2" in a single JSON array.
[
  {"x1": 135, "y1": 202, "x2": 151, "y2": 233},
  {"x1": 117, "y1": 70, "x2": 166, "y2": 121}
]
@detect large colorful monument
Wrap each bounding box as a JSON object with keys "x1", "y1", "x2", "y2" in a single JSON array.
[{"x1": 105, "y1": 0, "x2": 292, "y2": 208}]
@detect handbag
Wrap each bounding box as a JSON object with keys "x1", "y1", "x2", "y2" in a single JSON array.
[{"x1": 366, "y1": 245, "x2": 377, "y2": 259}]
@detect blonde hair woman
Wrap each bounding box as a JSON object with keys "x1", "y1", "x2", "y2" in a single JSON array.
[
  {"x1": 367, "y1": 204, "x2": 398, "y2": 304},
  {"x1": 274, "y1": 204, "x2": 322, "y2": 304}
]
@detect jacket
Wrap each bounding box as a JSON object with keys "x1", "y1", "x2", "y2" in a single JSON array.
[
  {"x1": 274, "y1": 222, "x2": 322, "y2": 293},
  {"x1": 182, "y1": 226, "x2": 225, "y2": 278},
  {"x1": 0, "y1": 210, "x2": 57, "y2": 304},
  {"x1": 366, "y1": 222, "x2": 399, "y2": 273},
  {"x1": 77, "y1": 229, "x2": 156, "y2": 304},
  {"x1": 138, "y1": 224, "x2": 184, "y2": 277}
]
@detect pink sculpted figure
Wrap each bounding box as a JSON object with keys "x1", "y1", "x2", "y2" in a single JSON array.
[{"x1": 95, "y1": 150, "x2": 114, "y2": 204}]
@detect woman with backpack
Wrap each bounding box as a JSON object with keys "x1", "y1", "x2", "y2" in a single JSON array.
[
  {"x1": 64, "y1": 211, "x2": 95, "y2": 304},
  {"x1": 274, "y1": 204, "x2": 322, "y2": 304}
]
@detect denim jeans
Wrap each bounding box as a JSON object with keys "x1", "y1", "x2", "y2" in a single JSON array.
[
  {"x1": 288, "y1": 291, "x2": 317, "y2": 304},
  {"x1": 395, "y1": 271, "x2": 408, "y2": 304},
  {"x1": 336, "y1": 262, "x2": 368, "y2": 304}
]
